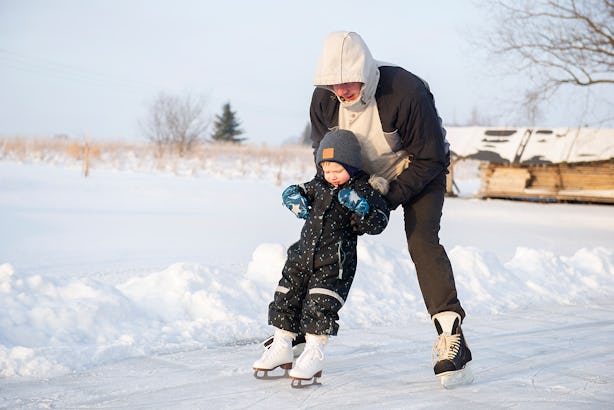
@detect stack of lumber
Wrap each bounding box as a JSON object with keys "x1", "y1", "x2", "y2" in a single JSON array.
[{"x1": 479, "y1": 159, "x2": 614, "y2": 204}]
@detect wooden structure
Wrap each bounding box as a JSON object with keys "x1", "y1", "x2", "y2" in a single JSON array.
[
  {"x1": 479, "y1": 159, "x2": 614, "y2": 204},
  {"x1": 446, "y1": 127, "x2": 614, "y2": 204}
]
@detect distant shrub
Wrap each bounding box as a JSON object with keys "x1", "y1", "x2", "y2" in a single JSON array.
[{"x1": 0, "y1": 136, "x2": 314, "y2": 184}]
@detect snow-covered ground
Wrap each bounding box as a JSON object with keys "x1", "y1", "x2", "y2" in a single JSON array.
[{"x1": 1, "y1": 157, "x2": 613, "y2": 409}]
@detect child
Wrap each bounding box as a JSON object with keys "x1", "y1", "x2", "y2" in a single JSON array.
[{"x1": 253, "y1": 129, "x2": 390, "y2": 386}]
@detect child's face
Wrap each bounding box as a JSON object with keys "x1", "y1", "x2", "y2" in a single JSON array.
[{"x1": 321, "y1": 161, "x2": 350, "y2": 187}]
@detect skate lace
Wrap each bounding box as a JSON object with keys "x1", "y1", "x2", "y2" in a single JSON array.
[
  {"x1": 432, "y1": 332, "x2": 461, "y2": 364},
  {"x1": 296, "y1": 345, "x2": 324, "y2": 367}
]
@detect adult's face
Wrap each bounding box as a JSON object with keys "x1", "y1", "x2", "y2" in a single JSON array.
[{"x1": 332, "y1": 82, "x2": 363, "y2": 102}]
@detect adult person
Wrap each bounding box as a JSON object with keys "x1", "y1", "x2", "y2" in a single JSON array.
[{"x1": 309, "y1": 31, "x2": 472, "y2": 384}]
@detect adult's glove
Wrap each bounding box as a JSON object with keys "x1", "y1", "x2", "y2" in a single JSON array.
[
  {"x1": 282, "y1": 185, "x2": 309, "y2": 219},
  {"x1": 338, "y1": 188, "x2": 370, "y2": 217}
]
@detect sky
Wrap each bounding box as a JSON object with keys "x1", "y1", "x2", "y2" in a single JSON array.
[{"x1": 1, "y1": 0, "x2": 612, "y2": 145}]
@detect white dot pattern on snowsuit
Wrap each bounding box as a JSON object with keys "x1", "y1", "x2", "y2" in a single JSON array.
[{"x1": 268, "y1": 172, "x2": 389, "y2": 336}]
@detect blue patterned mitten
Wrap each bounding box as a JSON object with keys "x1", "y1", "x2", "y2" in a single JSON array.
[
  {"x1": 338, "y1": 188, "x2": 370, "y2": 216},
  {"x1": 282, "y1": 185, "x2": 309, "y2": 219}
]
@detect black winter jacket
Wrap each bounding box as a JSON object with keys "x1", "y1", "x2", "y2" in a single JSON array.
[
  {"x1": 294, "y1": 172, "x2": 389, "y2": 268},
  {"x1": 310, "y1": 66, "x2": 450, "y2": 209}
]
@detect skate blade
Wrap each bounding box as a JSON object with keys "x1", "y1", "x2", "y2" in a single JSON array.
[
  {"x1": 437, "y1": 365, "x2": 474, "y2": 389},
  {"x1": 253, "y1": 364, "x2": 292, "y2": 380},
  {"x1": 290, "y1": 371, "x2": 322, "y2": 389}
]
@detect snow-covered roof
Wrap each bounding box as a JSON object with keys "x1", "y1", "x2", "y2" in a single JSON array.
[{"x1": 446, "y1": 127, "x2": 614, "y2": 165}]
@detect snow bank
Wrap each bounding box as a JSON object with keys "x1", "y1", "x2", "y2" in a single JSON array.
[{"x1": 1, "y1": 244, "x2": 613, "y2": 377}]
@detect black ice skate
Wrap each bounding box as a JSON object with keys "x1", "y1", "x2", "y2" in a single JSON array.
[{"x1": 432, "y1": 311, "x2": 473, "y2": 388}]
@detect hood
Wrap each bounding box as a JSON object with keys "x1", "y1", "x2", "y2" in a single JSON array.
[{"x1": 313, "y1": 31, "x2": 380, "y2": 108}]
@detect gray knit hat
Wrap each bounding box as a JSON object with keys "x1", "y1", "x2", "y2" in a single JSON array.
[{"x1": 316, "y1": 129, "x2": 362, "y2": 171}]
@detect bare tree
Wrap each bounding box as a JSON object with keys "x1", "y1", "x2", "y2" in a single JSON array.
[
  {"x1": 482, "y1": 1, "x2": 613, "y2": 103},
  {"x1": 477, "y1": 0, "x2": 614, "y2": 123},
  {"x1": 141, "y1": 92, "x2": 210, "y2": 156},
  {"x1": 466, "y1": 106, "x2": 497, "y2": 126}
]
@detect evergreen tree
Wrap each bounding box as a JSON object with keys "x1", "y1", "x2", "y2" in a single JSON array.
[
  {"x1": 299, "y1": 122, "x2": 312, "y2": 145},
  {"x1": 210, "y1": 102, "x2": 245, "y2": 143}
]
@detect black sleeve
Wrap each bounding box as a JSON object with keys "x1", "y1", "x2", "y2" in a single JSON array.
[
  {"x1": 385, "y1": 80, "x2": 448, "y2": 209},
  {"x1": 351, "y1": 180, "x2": 390, "y2": 236}
]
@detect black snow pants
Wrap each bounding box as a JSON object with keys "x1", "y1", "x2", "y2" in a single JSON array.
[
  {"x1": 403, "y1": 172, "x2": 465, "y2": 319},
  {"x1": 268, "y1": 238, "x2": 357, "y2": 336}
]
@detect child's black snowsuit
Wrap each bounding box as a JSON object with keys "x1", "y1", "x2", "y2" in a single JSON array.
[{"x1": 268, "y1": 171, "x2": 389, "y2": 336}]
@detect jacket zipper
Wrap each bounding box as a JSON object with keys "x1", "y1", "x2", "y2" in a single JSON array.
[{"x1": 337, "y1": 241, "x2": 344, "y2": 280}]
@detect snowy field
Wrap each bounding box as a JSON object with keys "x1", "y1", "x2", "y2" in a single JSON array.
[{"x1": 1, "y1": 156, "x2": 613, "y2": 409}]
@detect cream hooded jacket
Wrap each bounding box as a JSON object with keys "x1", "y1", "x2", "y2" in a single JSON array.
[{"x1": 310, "y1": 31, "x2": 450, "y2": 209}]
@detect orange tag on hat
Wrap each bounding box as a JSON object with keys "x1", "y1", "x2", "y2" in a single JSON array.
[{"x1": 322, "y1": 147, "x2": 334, "y2": 159}]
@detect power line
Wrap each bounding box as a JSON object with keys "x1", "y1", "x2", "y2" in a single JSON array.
[{"x1": 0, "y1": 47, "x2": 164, "y2": 92}]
